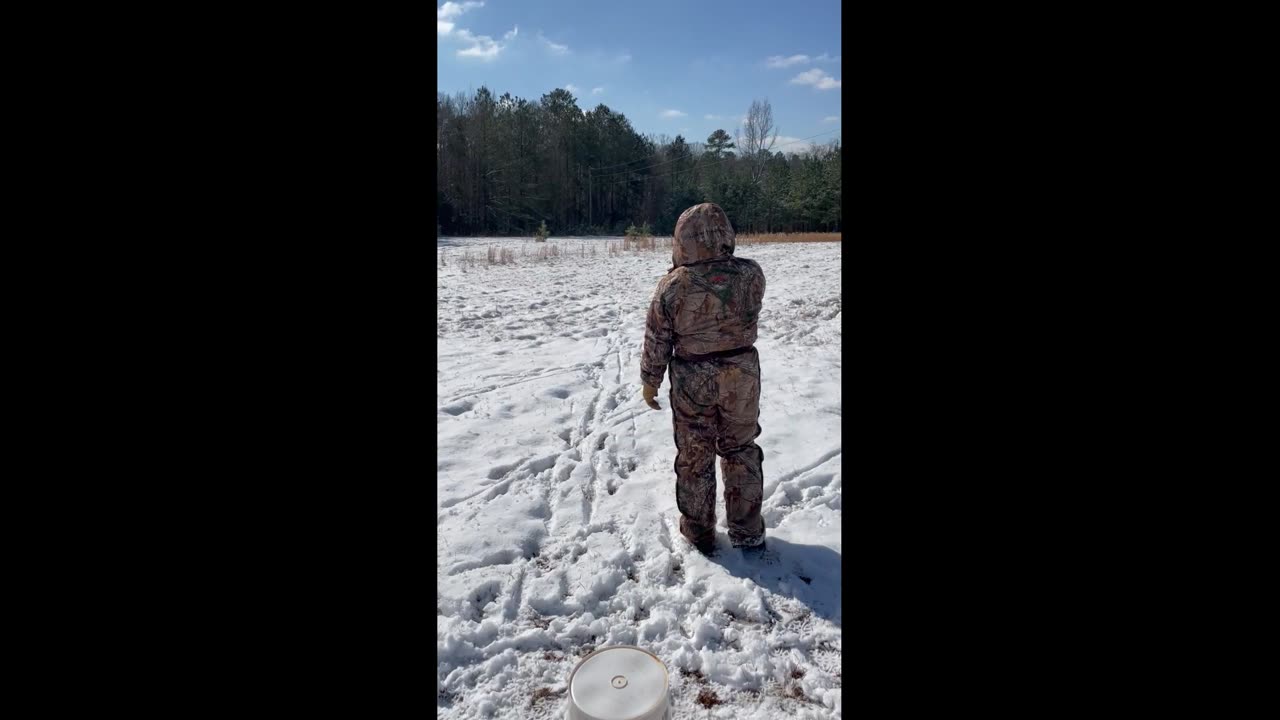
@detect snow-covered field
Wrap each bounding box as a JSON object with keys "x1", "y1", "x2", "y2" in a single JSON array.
[{"x1": 437, "y1": 237, "x2": 842, "y2": 719}]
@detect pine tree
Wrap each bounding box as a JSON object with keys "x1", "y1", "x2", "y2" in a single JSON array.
[
  {"x1": 704, "y1": 129, "x2": 736, "y2": 159},
  {"x1": 436, "y1": 88, "x2": 839, "y2": 235}
]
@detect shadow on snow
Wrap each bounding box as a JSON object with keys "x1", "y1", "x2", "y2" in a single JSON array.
[{"x1": 705, "y1": 536, "x2": 842, "y2": 626}]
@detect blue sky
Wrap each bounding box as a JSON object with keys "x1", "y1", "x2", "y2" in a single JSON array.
[{"x1": 437, "y1": 0, "x2": 842, "y2": 152}]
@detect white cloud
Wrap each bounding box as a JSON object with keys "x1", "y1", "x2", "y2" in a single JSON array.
[
  {"x1": 592, "y1": 87, "x2": 604, "y2": 95},
  {"x1": 766, "y1": 54, "x2": 810, "y2": 68},
  {"x1": 704, "y1": 114, "x2": 721, "y2": 120},
  {"x1": 769, "y1": 135, "x2": 836, "y2": 155},
  {"x1": 438, "y1": 1, "x2": 483, "y2": 20},
  {"x1": 437, "y1": 1, "x2": 483, "y2": 35},
  {"x1": 764, "y1": 52, "x2": 839, "y2": 68},
  {"x1": 787, "y1": 134, "x2": 841, "y2": 154},
  {"x1": 790, "y1": 68, "x2": 841, "y2": 90},
  {"x1": 822, "y1": 115, "x2": 840, "y2": 123},
  {"x1": 660, "y1": 109, "x2": 687, "y2": 118},
  {"x1": 538, "y1": 32, "x2": 570, "y2": 55},
  {"x1": 564, "y1": 83, "x2": 579, "y2": 93},
  {"x1": 437, "y1": 2, "x2": 512, "y2": 61},
  {"x1": 454, "y1": 26, "x2": 513, "y2": 61}
]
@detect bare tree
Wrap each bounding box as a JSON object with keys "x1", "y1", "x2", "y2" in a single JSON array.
[{"x1": 737, "y1": 99, "x2": 779, "y2": 184}]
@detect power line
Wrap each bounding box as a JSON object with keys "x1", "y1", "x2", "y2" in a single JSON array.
[{"x1": 588, "y1": 153, "x2": 661, "y2": 173}]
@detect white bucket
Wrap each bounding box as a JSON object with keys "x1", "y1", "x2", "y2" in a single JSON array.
[{"x1": 566, "y1": 645, "x2": 671, "y2": 720}]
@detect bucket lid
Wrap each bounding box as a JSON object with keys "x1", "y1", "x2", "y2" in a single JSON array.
[{"x1": 567, "y1": 645, "x2": 669, "y2": 720}]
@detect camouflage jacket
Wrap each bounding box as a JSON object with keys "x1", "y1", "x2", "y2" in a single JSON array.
[{"x1": 640, "y1": 204, "x2": 766, "y2": 389}]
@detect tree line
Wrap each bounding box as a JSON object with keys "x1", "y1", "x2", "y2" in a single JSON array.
[{"x1": 437, "y1": 88, "x2": 841, "y2": 237}]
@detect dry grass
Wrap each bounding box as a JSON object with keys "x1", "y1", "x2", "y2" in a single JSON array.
[
  {"x1": 446, "y1": 230, "x2": 840, "y2": 272},
  {"x1": 569, "y1": 242, "x2": 599, "y2": 258},
  {"x1": 529, "y1": 686, "x2": 564, "y2": 707},
  {"x1": 486, "y1": 246, "x2": 515, "y2": 265},
  {"x1": 680, "y1": 668, "x2": 707, "y2": 684},
  {"x1": 451, "y1": 242, "x2": 567, "y2": 268},
  {"x1": 615, "y1": 235, "x2": 673, "y2": 253},
  {"x1": 614, "y1": 232, "x2": 838, "y2": 248},
  {"x1": 737, "y1": 232, "x2": 841, "y2": 245},
  {"x1": 455, "y1": 247, "x2": 514, "y2": 271},
  {"x1": 443, "y1": 231, "x2": 835, "y2": 271},
  {"x1": 622, "y1": 235, "x2": 651, "y2": 251}
]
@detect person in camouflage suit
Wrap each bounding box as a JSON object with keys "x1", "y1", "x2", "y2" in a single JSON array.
[{"x1": 640, "y1": 203, "x2": 767, "y2": 554}]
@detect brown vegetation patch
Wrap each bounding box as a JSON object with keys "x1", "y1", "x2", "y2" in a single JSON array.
[
  {"x1": 680, "y1": 668, "x2": 707, "y2": 684},
  {"x1": 696, "y1": 688, "x2": 722, "y2": 708},
  {"x1": 786, "y1": 678, "x2": 817, "y2": 704},
  {"x1": 530, "y1": 686, "x2": 564, "y2": 707}
]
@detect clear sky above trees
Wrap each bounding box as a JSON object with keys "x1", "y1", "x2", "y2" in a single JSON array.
[{"x1": 437, "y1": 0, "x2": 842, "y2": 153}]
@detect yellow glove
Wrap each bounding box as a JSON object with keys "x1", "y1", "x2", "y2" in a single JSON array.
[{"x1": 642, "y1": 384, "x2": 661, "y2": 410}]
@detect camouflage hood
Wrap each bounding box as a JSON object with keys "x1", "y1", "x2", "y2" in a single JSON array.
[{"x1": 672, "y1": 203, "x2": 736, "y2": 268}]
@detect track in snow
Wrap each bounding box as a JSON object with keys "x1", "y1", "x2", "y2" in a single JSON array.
[{"x1": 437, "y1": 238, "x2": 842, "y2": 719}]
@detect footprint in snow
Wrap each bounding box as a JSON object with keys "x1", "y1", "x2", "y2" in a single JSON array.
[{"x1": 440, "y1": 400, "x2": 473, "y2": 416}]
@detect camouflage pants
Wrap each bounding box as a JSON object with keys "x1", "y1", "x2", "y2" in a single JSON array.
[{"x1": 668, "y1": 347, "x2": 765, "y2": 549}]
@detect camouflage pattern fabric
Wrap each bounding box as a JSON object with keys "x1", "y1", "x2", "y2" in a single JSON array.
[
  {"x1": 640, "y1": 204, "x2": 766, "y2": 389},
  {"x1": 669, "y1": 348, "x2": 766, "y2": 549},
  {"x1": 640, "y1": 203, "x2": 767, "y2": 549}
]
